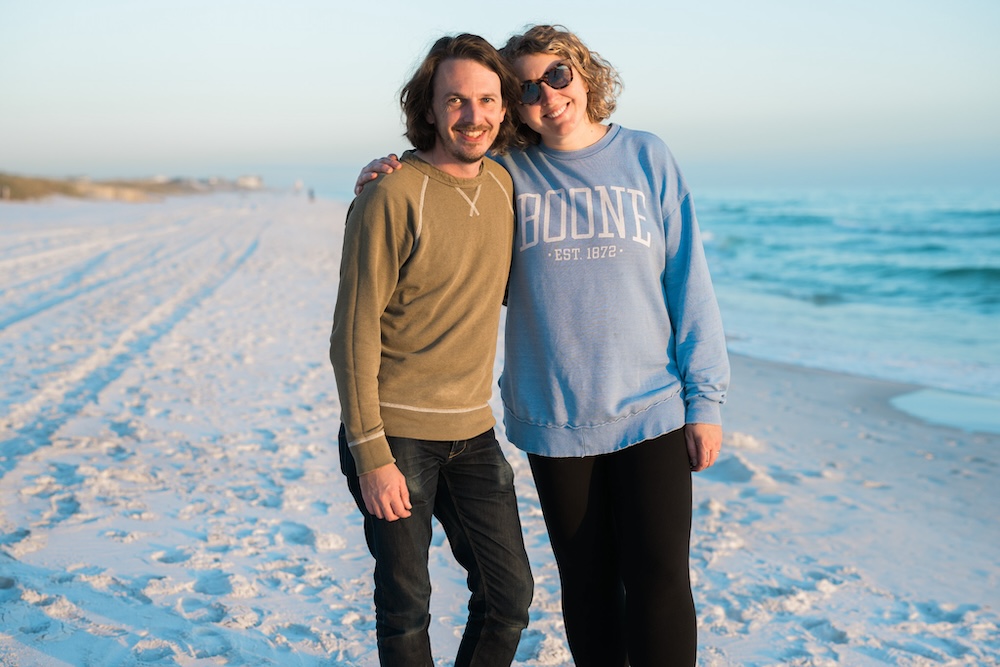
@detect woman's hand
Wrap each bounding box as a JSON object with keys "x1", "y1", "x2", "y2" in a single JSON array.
[
  {"x1": 686, "y1": 423, "x2": 723, "y2": 471},
  {"x1": 354, "y1": 154, "x2": 404, "y2": 195}
]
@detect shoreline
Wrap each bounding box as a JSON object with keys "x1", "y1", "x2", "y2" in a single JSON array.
[{"x1": 726, "y1": 352, "x2": 1000, "y2": 436}]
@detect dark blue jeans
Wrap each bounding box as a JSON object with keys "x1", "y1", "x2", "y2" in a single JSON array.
[{"x1": 340, "y1": 425, "x2": 533, "y2": 667}]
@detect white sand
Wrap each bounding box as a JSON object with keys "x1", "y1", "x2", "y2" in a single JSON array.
[{"x1": 0, "y1": 193, "x2": 997, "y2": 666}]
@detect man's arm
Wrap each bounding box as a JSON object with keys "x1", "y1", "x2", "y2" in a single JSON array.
[{"x1": 330, "y1": 183, "x2": 413, "y2": 520}]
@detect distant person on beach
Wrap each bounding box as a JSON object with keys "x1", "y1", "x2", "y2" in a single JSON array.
[
  {"x1": 356, "y1": 24, "x2": 729, "y2": 667},
  {"x1": 329, "y1": 34, "x2": 532, "y2": 667}
]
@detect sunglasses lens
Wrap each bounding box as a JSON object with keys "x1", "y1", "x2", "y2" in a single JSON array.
[
  {"x1": 521, "y1": 82, "x2": 541, "y2": 105},
  {"x1": 548, "y1": 65, "x2": 572, "y2": 89},
  {"x1": 520, "y1": 64, "x2": 572, "y2": 105}
]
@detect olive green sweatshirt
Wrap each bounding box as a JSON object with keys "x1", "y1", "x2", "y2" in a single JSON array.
[{"x1": 330, "y1": 151, "x2": 514, "y2": 475}]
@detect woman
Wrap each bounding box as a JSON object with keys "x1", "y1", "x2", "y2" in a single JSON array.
[{"x1": 357, "y1": 25, "x2": 729, "y2": 667}]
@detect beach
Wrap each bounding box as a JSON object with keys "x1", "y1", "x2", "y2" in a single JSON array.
[{"x1": 0, "y1": 192, "x2": 997, "y2": 666}]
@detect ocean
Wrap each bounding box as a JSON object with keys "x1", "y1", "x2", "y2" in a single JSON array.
[{"x1": 696, "y1": 187, "x2": 1000, "y2": 406}]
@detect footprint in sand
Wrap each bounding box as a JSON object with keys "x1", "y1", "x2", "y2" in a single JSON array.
[
  {"x1": 277, "y1": 520, "x2": 316, "y2": 547},
  {"x1": 0, "y1": 576, "x2": 18, "y2": 604},
  {"x1": 803, "y1": 618, "x2": 850, "y2": 644},
  {"x1": 701, "y1": 453, "x2": 776, "y2": 487},
  {"x1": 152, "y1": 546, "x2": 193, "y2": 564},
  {"x1": 0, "y1": 528, "x2": 31, "y2": 547},
  {"x1": 132, "y1": 638, "x2": 176, "y2": 662},
  {"x1": 193, "y1": 570, "x2": 233, "y2": 596},
  {"x1": 179, "y1": 596, "x2": 227, "y2": 622},
  {"x1": 277, "y1": 623, "x2": 321, "y2": 643},
  {"x1": 44, "y1": 494, "x2": 82, "y2": 525}
]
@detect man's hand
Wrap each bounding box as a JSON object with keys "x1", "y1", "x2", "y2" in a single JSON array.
[
  {"x1": 359, "y1": 463, "x2": 412, "y2": 521},
  {"x1": 686, "y1": 423, "x2": 723, "y2": 472},
  {"x1": 354, "y1": 154, "x2": 404, "y2": 195}
]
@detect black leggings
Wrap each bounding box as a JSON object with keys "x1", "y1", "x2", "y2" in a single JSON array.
[{"x1": 527, "y1": 429, "x2": 696, "y2": 667}]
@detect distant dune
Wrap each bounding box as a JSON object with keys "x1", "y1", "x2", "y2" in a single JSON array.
[{"x1": 0, "y1": 172, "x2": 262, "y2": 202}]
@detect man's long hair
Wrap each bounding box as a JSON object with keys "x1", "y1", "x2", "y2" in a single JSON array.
[{"x1": 401, "y1": 34, "x2": 521, "y2": 155}]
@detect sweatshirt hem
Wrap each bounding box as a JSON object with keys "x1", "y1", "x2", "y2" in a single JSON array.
[{"x1": 503, "y1": 394, "x2": 689, "y2": 458}]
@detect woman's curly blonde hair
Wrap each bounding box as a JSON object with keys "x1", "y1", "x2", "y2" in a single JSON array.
[{"x1": 499, "y1": 24, "x2": 623, "y2": 148}]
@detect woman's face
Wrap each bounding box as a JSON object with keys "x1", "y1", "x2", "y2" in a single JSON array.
[{"x1": 512, "y1": 52, "x2": 596, "y2": 151}]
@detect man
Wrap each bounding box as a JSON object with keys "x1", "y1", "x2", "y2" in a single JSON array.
[{"x1": 329, "y1": 34, "x2": 533, "y2": 667}]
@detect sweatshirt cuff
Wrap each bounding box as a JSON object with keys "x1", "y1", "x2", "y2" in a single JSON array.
[
  {"x1": 685, "y1": 397, "x2": 723, "y2": 426},
  {"x1": 350, "y1": 434, "x2": 396, "y2": 476}
]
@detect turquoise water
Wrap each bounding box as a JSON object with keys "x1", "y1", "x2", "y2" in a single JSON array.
[{"x1": 697, "y1": 187, "x2": 1000, "y2": 404}]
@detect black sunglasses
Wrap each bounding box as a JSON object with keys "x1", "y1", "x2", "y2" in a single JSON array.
[{"x1": 519, "y1": 63, "x2": 574, "y2": 105}]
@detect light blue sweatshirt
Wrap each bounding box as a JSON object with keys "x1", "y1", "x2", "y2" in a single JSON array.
[{"x1": 493, "y1": 124, "x2": 729, "y2": 458}]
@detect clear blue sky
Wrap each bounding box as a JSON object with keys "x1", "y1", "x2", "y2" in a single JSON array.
[{"x1": 2, "y1": 0, "x2": 998, "y2": 192}]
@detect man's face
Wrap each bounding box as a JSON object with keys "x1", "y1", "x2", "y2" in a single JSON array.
[{"x1": 425, "y1": 58, "x2": 506, "y2": 171}]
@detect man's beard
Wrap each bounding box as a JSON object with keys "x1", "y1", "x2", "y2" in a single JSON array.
[{"x1": 439, "y1": 124, "x2": 494, "y2": 163}]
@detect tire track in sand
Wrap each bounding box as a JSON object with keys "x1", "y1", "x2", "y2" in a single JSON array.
[
  {"x1": 0, "y1": 222, "x2": 268, "y2": 478},
  {"x1": 0, "y1": 222, "x2": 220, "y2": 333}
]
